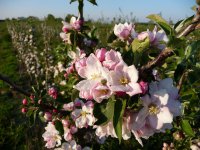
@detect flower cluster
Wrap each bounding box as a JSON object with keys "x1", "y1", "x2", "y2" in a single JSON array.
[
  {"x1": 74, "y1": 49, "x2": 142, "y2": 102},
  {"x1": 114, "y1": 22, "x2": 168, "y2": 49}
]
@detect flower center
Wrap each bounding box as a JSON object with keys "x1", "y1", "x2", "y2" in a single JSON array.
[
  {"x1": 148, "y1": 104, "x2": 159, "y2": 115},
  {"x1": 90, "y1": 74, "x2": 100, "y2": 80},
  {"x1": 100, "y1": 89, "x2": 109, "y2": 95},
  {"x1": 119, "y1": 77, "x2": 129, "y2": 85},
  {"x1": 81, "y1": 111, "x2": 87, "y2": 117}
]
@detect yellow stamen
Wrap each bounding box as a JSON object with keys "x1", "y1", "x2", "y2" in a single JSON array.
[
  {"x1": 119, "y1": 77, "x2": 129, "y2": 85},
  {"x1": 148, "y1": 104, "x2": 159, "y2": 115}
]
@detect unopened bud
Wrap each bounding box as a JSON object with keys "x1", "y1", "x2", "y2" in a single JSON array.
[
  {"x1": 21, "y1": 108, "x2": 27, "y2": 113},
  {"x1": 22, "y1": 99, "x2": 28, "y2": 105}
]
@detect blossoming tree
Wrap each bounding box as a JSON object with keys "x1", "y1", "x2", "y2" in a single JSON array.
[{"x1": 1, "y1": 0, "x2": 200, "y2": 149}]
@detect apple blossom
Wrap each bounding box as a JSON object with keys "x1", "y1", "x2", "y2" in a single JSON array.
[
  {"x1": 92, "y1": 83, "x2": 112, "y2": 103},
  {"x1": 95, "y1": 48, "x2": 107, "y2": 62},
  {"x1": 44, "y1": 112, "x2": 52, "y2": 121},
  {"x1": 95, "y1": 121, "x2": 117, "y2": 139},
  {"x1": 42, "y1": 122, "x2": 62, "y2": 149},
  {"x1": 71, "y1": 101, "x2": 96, "y2": 128},
  {"x1": 63, "y1": 102, "x2": 74, "y2": 111},
  {"x1": 102, "y1": 49, "x2": 123, "y2": 70},
  {"x1": 74, "y1": 54, "x2": 109, "y2": 92},
  {"x1": 137, "y1": 26, "x2": 168, "y2": 50},
  {"x1": 114, "y1": 22, "x2": 136, "y2": 41},
  {"x1": 48, "y1": 87, "x2": 58, "y2": 99},
  {"x1": 54, "y1": 140, "x2": 81, "y2": 150},
  {"x1": 109, "y1": 61, "x2": 142, "y2": 96}
]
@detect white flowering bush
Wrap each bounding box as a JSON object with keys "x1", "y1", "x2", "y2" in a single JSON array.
[{"x1": 3, "y1": 0, "x2": 199, "y2": 149}]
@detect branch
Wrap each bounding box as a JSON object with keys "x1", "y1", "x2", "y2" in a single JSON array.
[
  {"x1": 0, "y1": 73, "x2": 30, "y2": 97},
  {"x1": 178, "y1": 6, "x2": 200, "y2": 38},
  {"x1": 139, "y1": 47, "x2": 174, "y2": 79},
  {"x1": 139, "y1": 6, "x2": 200, "y2": 79}
]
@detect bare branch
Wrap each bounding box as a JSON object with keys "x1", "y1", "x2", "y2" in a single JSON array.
[{"x1": 0, "y1": 73, "x2": 30, "y2": 97}]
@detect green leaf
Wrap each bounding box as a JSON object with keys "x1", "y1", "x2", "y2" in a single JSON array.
[
  {"x1": 55, "y1": 120, "x2": 64, "y2": 135},
  {"x1": 147, "y1": 14, "x2": 173, "y2": 35},
  {"x1": 174, "y1": 15, "x2": 194, "y2": 33},
  {"x1": 107, "y1": 31, "x2": 117, "y2": 43},
  {"x1": 110, "y1": 40, "x2": 126, "y2": 48},
  {"x1": 181, "y1": 119, "x2": 195, "y2": 137},
  {"x1": 94, "y1": 99, "x2": 116, "y2": 125},
  {"x1": 131, "y1": 37, "x2": 150, "y2": 53},
  {"x1": 113, "y1": 99, "x2": 126, "y2": 143},
  {"x1": 87, "y1": 0, "x2": 97, "y2": 5}
]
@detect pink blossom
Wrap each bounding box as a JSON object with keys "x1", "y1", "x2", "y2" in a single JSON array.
[
  {"x1": 114, "y1": 22, "x2": 136, "y2": 41},
  {"x1": 103, "y1": 49, "x2": 123, "y2": 70},
  {"x1": 139, "y1": 81, "x2": 148, "y2": 94},
  {"x1": 149, "y1": 78, "x2": 181, "y2": 117},
  {"x1": 60, "y1": 32, "x2": 71, "y2": 44},
  {"x1": 74, "y1": 54, "x2": 110, "y2": 92},
  {"x1": 137, "y1": 26, "x2": 168, "y2": 50},
  {"x1": 54, "y1": 140, "x2": 81, "y2": 150},
  {"x1": 109, "y1": 62, "x2": 142, "y2": 96},
  {"x1": 63, "y1": 102, "x2": 74, "y2": 111},
  {"x1": 95, "y1": 121, "x2": 117, "y2": 139},
  {"x1": 44, "y1": 112, "x2": 52, "y2": 121},
  {"x1": 70, "y1": 125, "x2": 78, "y2": 134},
  {"x1": 48, "y1": 87, "x2": 58, "y2": 99},
  {"x1": 136, "y1": 89, "x2": 174, "y2": 131},
  {"x1": 92, "y1": 83, "x2": 112, "y2": 103},
  {"x1": 75, "y1": 57, "x2": 87, "y2": 74},
  {"x1": 42, "y1": 122, "x2": 61, "y2": 149},
  {"x1": 71, "y1": 101, "x2": 96, "y2": 128},
  {"x1": 79, "y1": 89, "x2": 93, "y2": 100},
  {"x1": 62, "y1": 119, "x2": 70, "y2": 127},
  {"x1": 61, "y1": 21, "x2": 73, "y2": 33},
  {"x1": 70, "y1": 17, "x2": 83, "y2": 31},
  {"x1": 95, "y1": 48, "x2": 107, "y2": 62},
  {"x1": 64, "y1": 127, "x2": 73, "y2": 141},
  {"x1": 74, "y1": 99, "x2": 84, "y2": 107}
]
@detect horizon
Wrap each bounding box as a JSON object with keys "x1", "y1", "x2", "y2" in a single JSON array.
[{"x1": 0, "y1": 0, "x2": 197, "y2": 22}]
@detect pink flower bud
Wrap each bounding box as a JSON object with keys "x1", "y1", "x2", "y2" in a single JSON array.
[
  {"x1": 48, "y1": 87, "x2": 58, "y2": 99},
  {"x1": 70, "y1": 125, "x2": 78, "y2": 134},
  {"x1": 62, "y1": 119, "x2": 70, "y2": 127},
  {"x1": 95, "y1": 48, "x2": 107, "y2": 62},
  {"x1": 44, "y1": 112, "x2": 52, "y2": 121},
  {"x1": 85, "y1": 101, "x2": 94, "y2": 108},
  {"x1": 74, "y1": 99, "x2": 83, "y2": 107},
  {"x1": 38, "y1": 99, "x2": 42, "y2": 104},
  {"x1": 139, "y1": 81, "x2": 148, "y2": 94},
  {"x1": 53, "y1": 109, "x2": 58, "y2": 113},
  {"x1": 21, "y1": 108, "x2": 27, "y2": 113},
  {"x1": 22, "y1": 99, "x2": 28, "y2": 105},
  {"x1": 115, "y1": 91, "x2": 126, "y2": 97}
]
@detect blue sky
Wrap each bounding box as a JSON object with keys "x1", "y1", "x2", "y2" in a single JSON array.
[{"x1": 0, "y1": 0, "x2": 196, "y2": 22}]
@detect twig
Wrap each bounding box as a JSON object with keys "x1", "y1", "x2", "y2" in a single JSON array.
[
  {"x1": 139, "y1": 47, "x2": 174, "y2": 79},
  {"x1": 139, "y1": 6, "x2": 200, "y2": 79},
  {"x1": 178, "y1": 6, "x2": 200, "y2": 38},
  {"x1": 0, "y1": 73, "x2": 30, "y2": 97}
]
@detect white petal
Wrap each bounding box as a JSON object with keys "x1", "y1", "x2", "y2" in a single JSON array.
[{"x1": 157, "y1": 107, "x2": 173, "y2": 124}]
